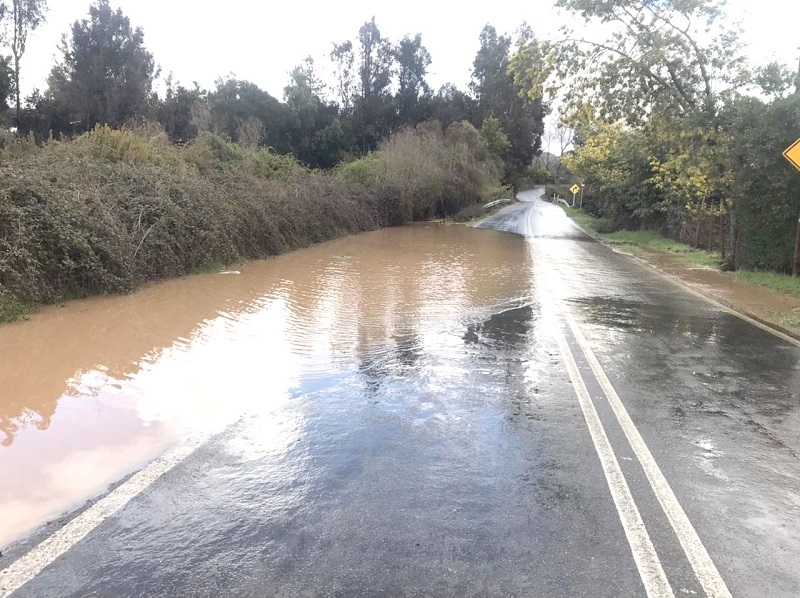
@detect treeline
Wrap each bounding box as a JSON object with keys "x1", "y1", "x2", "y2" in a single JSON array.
[
  {"x1": 511, "y1": 0, "x2": 800, "y2": 273},
  {"x1": 0, "y1": 0, "x2": 549, "y2": 320},
  {"x1": 0, "y1": 1, "x2": 546, "y2": 183}
]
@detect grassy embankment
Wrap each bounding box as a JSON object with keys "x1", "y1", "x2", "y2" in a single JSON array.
[
  {"x1": 558, "y1": 203, "x2": 800, "y2": 299},
  {"x1": 0, "y1": 121, "x2": 507, "y2": 323}
]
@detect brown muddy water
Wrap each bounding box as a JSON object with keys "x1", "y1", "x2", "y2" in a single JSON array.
[{"x1": 0, "y1": 223, "x2": 531, "y2": 548}]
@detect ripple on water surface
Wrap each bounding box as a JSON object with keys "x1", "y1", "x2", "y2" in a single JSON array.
[{"x1": 0, "y1": 223, "x2": 532, "y2": 547}]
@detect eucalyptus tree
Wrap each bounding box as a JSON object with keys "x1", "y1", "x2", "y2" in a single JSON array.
[
  {"x1": 284, "y1": 57, "x2": 350, "y2": 168},
  {"x1": 394, "y1": 34, "x2": 431, "y2": 127},
  {"x1": 354, "y1": 17, "x2": 394, "y2": 152},
  {"x1": 472, "y1": 24, "x2": 546, "y2": 181},
  {"x1": 47, "y1": 0, "x2": 156, "y2": 132},
  {"x1": 6, "y1": 0, "x2": 47, "y2": 127}
]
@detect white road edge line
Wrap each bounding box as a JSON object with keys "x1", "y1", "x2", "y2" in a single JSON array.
[
  {"x1": 0, "y1": 433, "x2": 208, "y2": 598},
  {"x1": 663, "y1": 272, "x2": 800, "y2": 349},
  {"x1": 553, "y1": 320, "x2": 675, "y2": 598},
  {"x1": 565, "y1": 312, "x2": 733, "y2": 598},
  {"x1": 560, "y1": 202, "x2": 799, "y2": 349}
]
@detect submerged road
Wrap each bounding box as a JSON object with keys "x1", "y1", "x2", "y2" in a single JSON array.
[{"x1": 2, "y1": 188, "x2": 799, "y2": 597}]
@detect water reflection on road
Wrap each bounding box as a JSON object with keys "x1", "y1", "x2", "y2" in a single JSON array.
[{"x1": 0, "y1": 224, "x2": 532, "y2": 547}]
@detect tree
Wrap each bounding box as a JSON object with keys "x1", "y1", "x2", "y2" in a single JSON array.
[
  {"x1": 354, "y1": 17, "x2": 394, "y2": 152},
  {"x1": 394, "y1": 34, "x2": 431, "y2": 126},
  {"x1": 479, "y1": 116, "x2": 510, "y2": 158},
  {"x1": 157, "y1": 75, "x2": 203, "y2": 143},
  {"x1": 510, "y1": 0, "x2": 761, "y2": 262},
  {"x1": 754, "y1": 62, "x2": 796, "y2": 100},
  {"x1": 330, "y1": 41, "x2": 355, "y2": 114},
  {"x1": 429, "y1": 83, "x2": 477, "y2": 127},
  {"x1": 284, "y1": 57, "x2": 351, "y2": 167},
  {"x1": 47, "y1": 0, "x2": 156, "y2": 132},
  {"x1": 6, "y1": 0, "x2": 47, "y2": 128},
  {"x1": 471, "y1": 25, "x2": 513, "y2": 117},
  {"x1": 206, "y1": 77, "x2": 290, "y2": 151},
  {"x1": 471, "y1": 25, "x2": 547, "y2": 181},
  {"x1": 0, "y1": 55, "x2": 12, "y2": 113},
  {"x1": 511, "y1": 0, "x2": 749, "y2": 124}
]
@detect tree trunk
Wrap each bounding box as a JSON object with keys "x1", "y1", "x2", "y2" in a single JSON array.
[{"x1": 726, "y1": 199, "x2": 738, "y2": 269}]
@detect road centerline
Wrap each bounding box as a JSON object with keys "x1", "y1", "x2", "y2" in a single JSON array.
[
  {"x1": 552, "y1": 316, "x2": 675, "y2": 598},
  {"x1": 564, "y1": 312, "x2": 732, "y2": 598}
]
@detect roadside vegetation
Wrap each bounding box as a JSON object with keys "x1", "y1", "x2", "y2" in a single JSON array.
[
  {"x1": 559, "y1": 205, "x2": 720, "y2": 268},
  {"x1": 511, "y1": 0, "x2": 800, "y2": 276},
  {"x1": 560, "y1": 201, "x2": 800, "y2": 304},
  {"x1": 1, "y1": 0, "x2": 799, "y2": 321},
  {"x1": 0, "y1": 122, "x2": 504, "y2": 322}
]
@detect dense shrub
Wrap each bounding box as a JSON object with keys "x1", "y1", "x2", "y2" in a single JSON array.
[
  {"x1": 0, "y1": 121, "x2": 502, "y2": 321},
  {"x1": 336, "y1": 121, "x2": 505, "y2": 225}
]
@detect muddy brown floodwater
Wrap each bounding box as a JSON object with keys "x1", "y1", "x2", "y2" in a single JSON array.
[{"x1": 0, "y1": 223, "x2": 531, "y2": 548}]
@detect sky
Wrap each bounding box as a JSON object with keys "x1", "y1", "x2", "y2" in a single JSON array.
[{"x1": 16, "y1": 0, "x2": 800, "y2": 103}]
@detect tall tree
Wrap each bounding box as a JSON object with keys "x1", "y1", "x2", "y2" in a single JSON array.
[
  {"x1": 284, "y1": 57, "x2": 351, "y2": 167},
  {"x1": 471, "y1": 25, "x2": 513, "y2": 118},
  {"x1": 429, "y1": 83, "x2": 477, "y2": 127},
  {"x1": 330, "y1": 40, "x2": 355, "y2": 114},
  {"x1": 354, "y1": 17, "x2": 394, "y2": 152},
  {"x1": 47, "y1": 0, "x2": 156, "y2": 132},
  {"x1": 394, "y1": 34, "x2": 431, "y2": 126},
  {"x1": 6, "y1": 0, "x2": 47, "y2": 128},
  {"x1": 471, "y1": 25, "x2": 546, "y2": 181},
  {"x1": 207, "y1": 77, "x2": 290, "y2": 151},
  {"x1": 157, "y1": 75, "x2": 203, "y2": 143}
]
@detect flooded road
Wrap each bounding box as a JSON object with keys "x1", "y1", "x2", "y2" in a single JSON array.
[
  {"x1": 0, "y1": 222, "x2": 534, "y2": 548},
  {"x1": 2, "y1": 190, "x2": 800, "y2": 597}
]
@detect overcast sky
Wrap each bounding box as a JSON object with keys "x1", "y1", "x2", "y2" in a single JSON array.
[{"x1": 18, "y1": 0, "x2": 800, "y2": 102}]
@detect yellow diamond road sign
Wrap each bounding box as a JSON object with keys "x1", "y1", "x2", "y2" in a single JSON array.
[
  {"x1": 570, "y1": 184, "x2": 581, "y2": 195},
  {"x1": 783, "y1": 138, "x2": 800, "y2": 171}
]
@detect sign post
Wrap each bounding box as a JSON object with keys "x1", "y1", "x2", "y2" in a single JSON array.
[
  {"x1": 579, "y1": 183, "x2": 585, "y2": 210},
  {"x1": 570, "y1": 184, "x2": 580, "y2": 207},
  {"x1": 794, "y1": 213, "x2": 800, "y2": 278},
  {"x1": 782, "y1": 138, "x2": 800, "y2": 277}
]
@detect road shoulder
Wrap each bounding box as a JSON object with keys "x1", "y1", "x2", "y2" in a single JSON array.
[{"x1": 556, "y1": 202, "x2": 800, "y2": 342}]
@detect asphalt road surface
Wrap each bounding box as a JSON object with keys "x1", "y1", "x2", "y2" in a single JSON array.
[{"x1": 2, "y1": 189, "x2": 799, "y2": 597}]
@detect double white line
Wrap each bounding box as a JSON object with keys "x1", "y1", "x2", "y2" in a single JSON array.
[{"x1": 554, "y1": 309, "x2": 731, "y2": 598}]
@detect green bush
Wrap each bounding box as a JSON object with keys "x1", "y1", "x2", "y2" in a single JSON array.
[
  {"x1": 337, "y1": 121, "x2": 502, "y2": 225},
  {"x1": 0, "y1": 126, "x2": 377, "y2": 321}
]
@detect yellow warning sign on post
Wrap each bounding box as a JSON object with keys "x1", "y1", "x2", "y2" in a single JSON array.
[
  {"x1": 570, "y1": 184, "x2": 580, "y2": 195},
  {"x1": 783, "y1": 138, "x2": 800, "y2": 171}
]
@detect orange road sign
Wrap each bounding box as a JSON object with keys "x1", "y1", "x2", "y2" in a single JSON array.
[{"x1": 783, "y1": 138, "x2": 800, "y2": 171}]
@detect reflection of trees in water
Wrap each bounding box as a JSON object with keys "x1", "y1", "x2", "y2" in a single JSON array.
[
  {"x1": 1, "y1": 409, "x2": 52, "y2": 446},
  {"x1": 356, "y1": 331, "x2": 422, "y2": 394},
  {"x1": 463, "y1": 305, "x2": 533, "y2": 350},
  {"x1": 0, "y1": 225, "x2": 531, "y2": 445}
]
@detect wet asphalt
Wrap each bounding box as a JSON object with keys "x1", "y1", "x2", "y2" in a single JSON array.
[{"x1": 3, "y1": 189, "x2": 800, "y2": 597}]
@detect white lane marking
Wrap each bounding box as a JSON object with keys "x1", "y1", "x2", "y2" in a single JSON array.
[
  {"x1": 560, "y1": 207, "x2": 799, "y2": 349},
  {"x1": 553, "y1": 320, "x2": 675, "y2": 598},
  {"x1": 565, "y1": 313, "x2": 732, "y2": 598},
  {"x1": 0, "y1": 434, "x2": 207, "y2": 597},
  {"x1": 660, "y1": 272, "x2": 800, "y2": 349}
]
